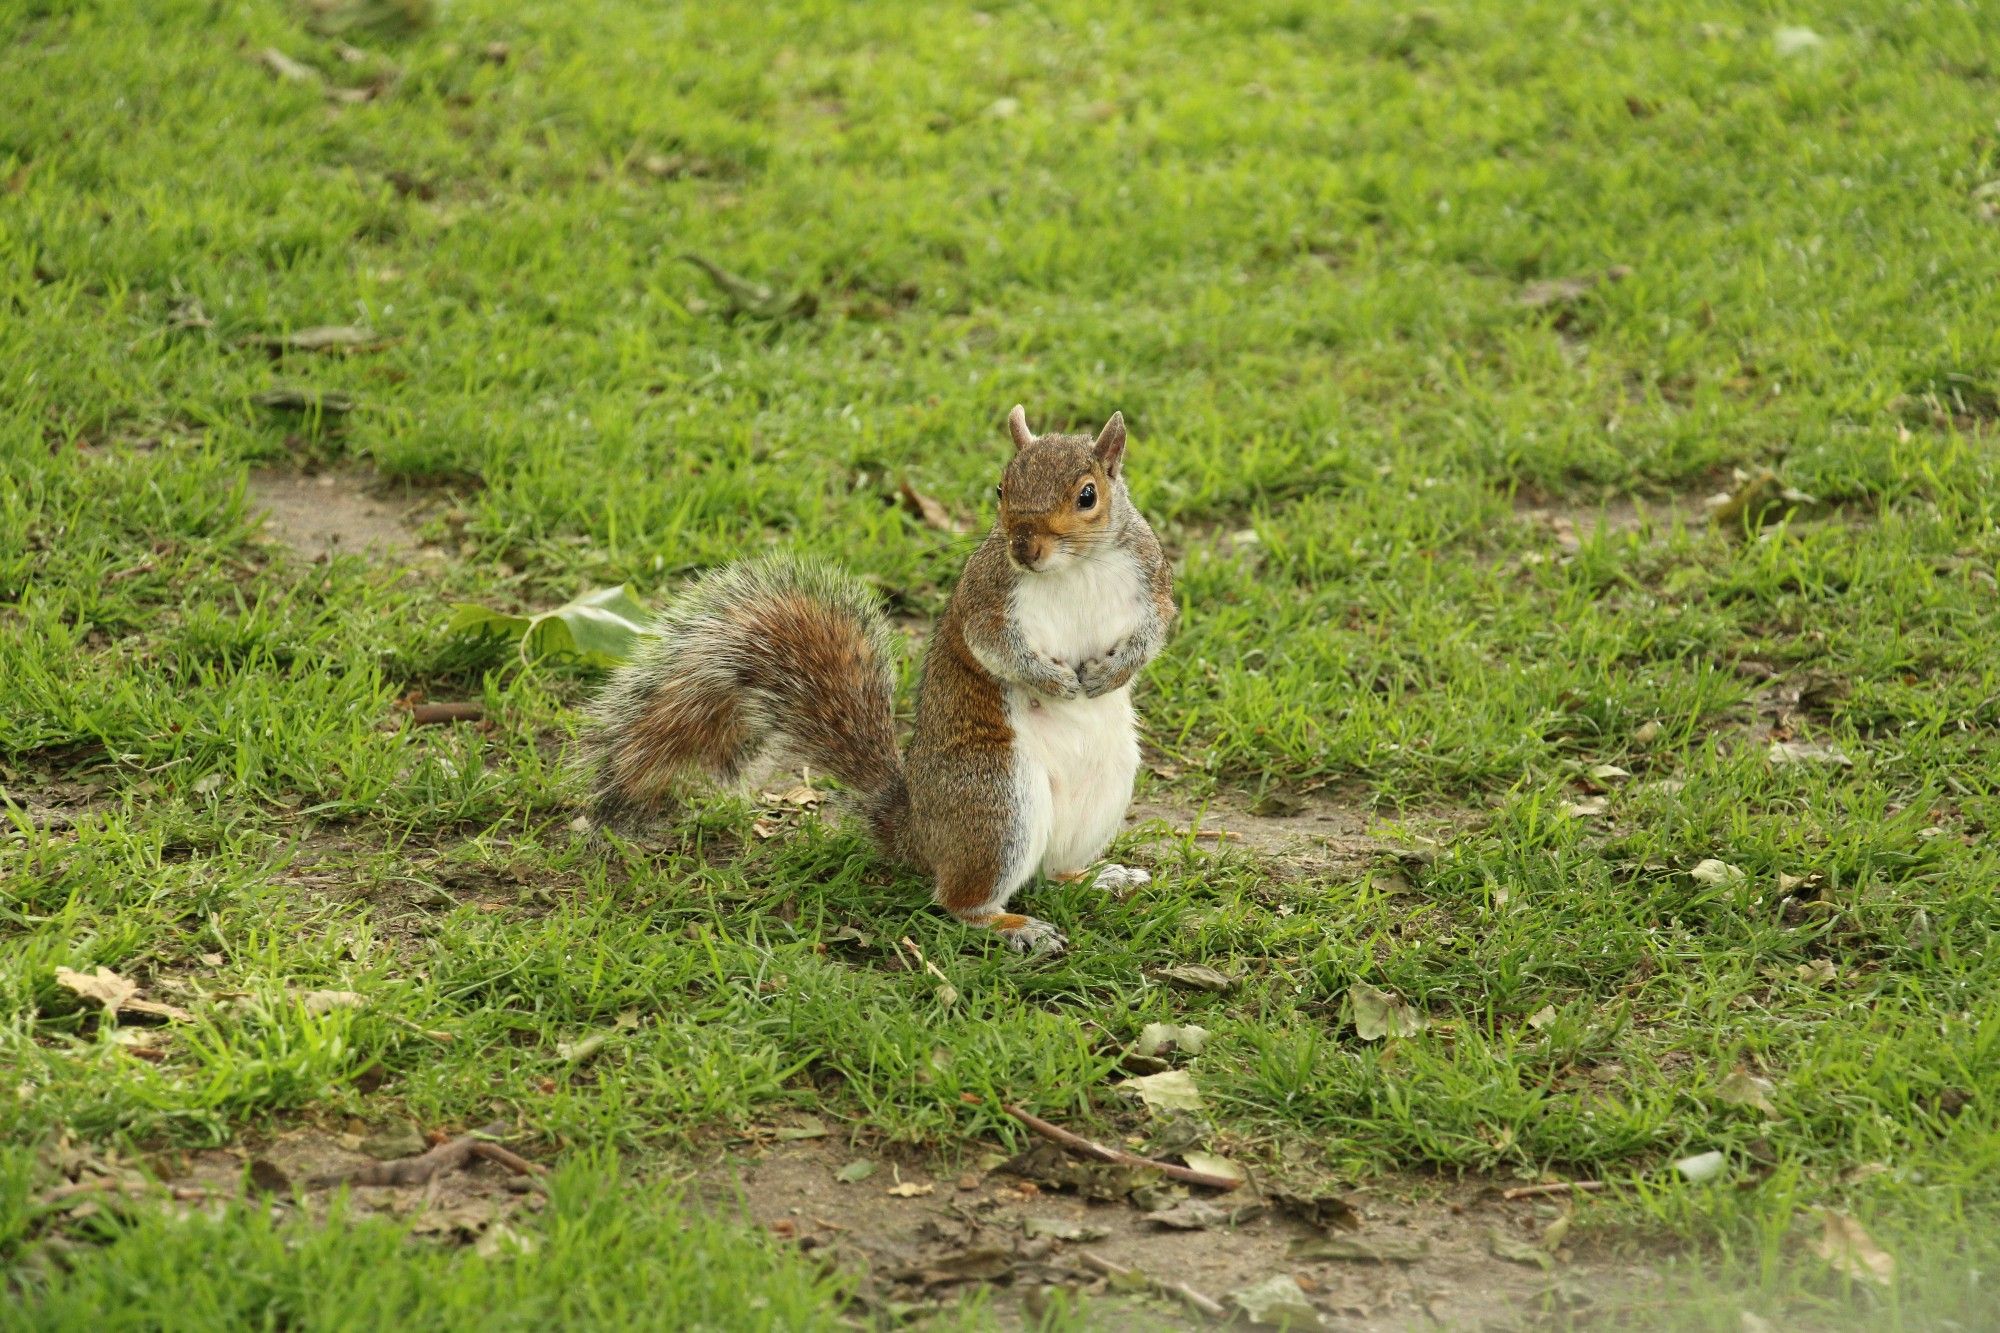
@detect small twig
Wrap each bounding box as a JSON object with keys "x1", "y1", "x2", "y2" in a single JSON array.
[
  {"x1": 313, "y1": 1120, "x2": 506, "y2": 1188},
  {"x1": 406, "y1": 702, "x2": 485, "y2": 725},
  {"x1": 1001, "y1": 1103, "x2": 1243, "y2": 1191},
  {"x1": 470, "y1": 1141, "x2": 547, "y2": 1179},
  {"x1": 1079, "y1": 1251, "x2": 1227, "y2": 1320},
  {"x1": 1502, "y1": 1180, "x2": 1606, "y2": 1201},
  {"x1": 1186, "y1": 828, "x2": 1243, "y2": 842},
  {"x1": 388, "y1": 1014, "x2": 455, "y2": 1042}
]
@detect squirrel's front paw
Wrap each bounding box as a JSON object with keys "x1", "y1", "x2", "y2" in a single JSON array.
[
  {"x1": 996, "y1": 916, "x2": 1068, "y2": 957},
  {"x1": 1076, "y1": 654, "x2": 1129, "y2": 698}
]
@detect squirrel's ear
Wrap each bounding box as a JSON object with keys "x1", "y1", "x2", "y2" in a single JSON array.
[
  {"x1": 1093, "y1": 411, "x2": 1127, "y2": 477},
  {"x1": 1007, "y1": 404, "x2": 1034, "y2": 452}
]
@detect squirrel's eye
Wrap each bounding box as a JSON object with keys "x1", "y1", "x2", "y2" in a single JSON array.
[{"x1": 1077, "y1": 483, "x2": 1097, "y2": 510}]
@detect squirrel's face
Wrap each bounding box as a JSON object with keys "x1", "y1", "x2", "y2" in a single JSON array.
[{"x1": 996, "y1": 408, "x2": 1127, "y2": 573}]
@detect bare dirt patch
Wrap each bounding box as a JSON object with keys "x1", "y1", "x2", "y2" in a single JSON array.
[
  {"x1": 1123, "y1": 790, "x2": 1467, "y2": 881},
  {"x1": 691, "y1": 1137, "x2": 1653, "y2": 1328},
  {"x1": 248, "y1": 466, "x2": 437, "y2": 562}
]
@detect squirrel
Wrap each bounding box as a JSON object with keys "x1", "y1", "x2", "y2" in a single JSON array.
[{"x1": 582, "y1": 405, "x2": 1176, "y2": 956}]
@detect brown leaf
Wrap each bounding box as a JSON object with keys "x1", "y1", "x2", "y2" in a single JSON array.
[
  {"x1": 255, "y1": 325, "x2": 381, "y2": 353},
  {"x1": 258, "y1": 48, "x2": 321, "y2": 84},
  {"x1": 1157, "y1": 964, "x2": 1237, "y2": 992},
  {"x1": 1351, "y1": 983, "x2": 1426, "y2": 1040},
  {"x1": 54, "y1": 966, "x2": 193, "y2": 1023},
  {"x1": 301, "y1": 989, "x2": 367, "y2": 1015},
  {"x1": 1812, "y1": 1209, "x2": 1895, "y2": 1286},
  {"x1": 246, "y1": 1158, "x2": 292, "y2": 1195},
  {"x1": 897, "y1": 480, "x2": 968, "y2": 533},
  {"x1": 55, "y1": 966, "x2": 137, "y2": 1015}
]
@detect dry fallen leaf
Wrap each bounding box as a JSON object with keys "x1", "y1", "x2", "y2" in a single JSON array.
[
  {"x1": 1117, "y1": 1068, "x2": 1205, "y2": 1113},
  {"x1": 1351, "y1": 983, "x2": 1426, "y2": 1041},
  {"x1": 1561, "y1": 795, "x2": 1610, "y2": 818},
  {"x1": 300, "y1": 990, "x2": 367, "y2": 1015},
  {"x1": 897, "y1": 480, "x2": 969, "y2": 533},
  {"x1": 1795, "y1": 959, "x2": 1837, "y2": 985},
  {"x1": 1767, "y1": 739, "x2": 1853, "y2": 768},
  {"x1": 1157, "y1": 963, "x2": 1237, "y2": 992},
  {"x1": 1674, "y1": 1150, "x2": 1727, "y2": 1183},
  {"x1": 834, "y1": 1159, "x2": 878, "y2": 1184},
  {"x1": 1689, "y1": 859, "x2": 1745, "y2": 887},
  {"x1": 55, "y1": 966, "x2": 194, "y2": 1023},
  {"x1": 1180, "y1": 1150, "x2": 1246, "y2": 1184},
  {"x1": 1228, "y1": 1274, "x2": 1321, "y2": 1327},
  {"x1": 1135, "y1": 1022, "x2": 1210, "y2": 1058},
  {"x1": 1812, "y1": 1209, "x2": 1895, "y2": 1286},
  {"x1": 1526, "y1": 1005, "x2": 1559, "y2": 1031},
  {"x1": 1716, "y1": 1068, "x2": 1778, "y2": 1115},
  {"x1": 56, "y1": 966, "x2": 138, "y2": 1015},
  {"x1": 263, "y1": 325, "x2": 380, "y2": 353},
  {"x1": 885, "y1": 1181, "x2": 935, "y2": 1198}
]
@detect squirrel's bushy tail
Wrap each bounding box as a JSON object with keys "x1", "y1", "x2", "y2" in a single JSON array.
[{"x1": 583, "y1": 556, "x2": 908, "y2": 852}]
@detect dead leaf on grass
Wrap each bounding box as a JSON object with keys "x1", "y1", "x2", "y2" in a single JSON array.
[
  {"x1": 1517, "y1": 265, "x2": 1632, "y2": 310},
  {"x1": 1716, "y1": 1068, "x2": 1779, "y2": 1116},
  {"x1": 253, "y1": 325, "x2": 381, "y2": 353},
  {"x1": 1266, "y1": 1187, "x2": 1361, "y2": 1232},
  {"x1": 1674, "y1": 1150, "x2": 1727, "y2": 1184},
  {"x1": 1117, "y1": 1069, "x2": 1205, "y2": 1113},
  {"x1": 1023, "y1": 1215, "x2": 1108, "y2": 1242},
  {"x1": 834, "y1": 1159, "x2": 878, "y2": 1184},
  {"x1": 1180, "y1": 1150, "x2": 1246, "y2": 1185},
  {"x1": 1135, "y1": 1022, "x2": 1210, "y2": 1057},
  {"x1": 1157, "y1": 964, "x2": 1237, "y2": 992},
  {"x1": 773, "y1": 1116, "x2": 828, "y2": 1142},
  {"x1": 300, "y1": 990, "x2": 367, "y2": 1015},
  {"x1": 252, "y1": 387, "x2": 357, "y2": 414},
  {"x1": 55, "y1": 966, "x2": 138, "y2": 1015},
  {"x1": 1689, "y1": 859, "x2": 1745, "y2": 887},
  {"x1": 1767, "y1": 739, "x2": 1853, "y2": 768},
  {"x1": 1228, "y1": 1273, "x2": 1321, "y2": 1327},
  {"x1": 1488, "y1": 1226, "x2": 1555, "y2": 1269},
  {"x1": 1560, "y1": 795, "x2": 1610, "y2": 819},
  {"x1": 246, "y1": 1158, "x2": 293, "y2": 1195},
  {"x1": 258, "y1": 48, "x2": 321, "y2": 83},
  {"x1": 54, "y1": 966, "x2": 194, "y2": 1023},
  {"x1": 1351, "y1": 983, "x2": 1426, "y2": 1040},
  {"x1": 1527, "y1": 1005, "x2": 1559, "y2": 1031},
  {"x1": 1288, "y1": 1234, "x2": 1429, "y2": 1264},
  {"x1": 475, "y1": 1222, "x2": 537, "y2": 1258},
  {"x1": 1811, "y1": 1209, "x2": 1895, "y2": 1286},
  {"x1": 1150, "y1": 1198, "x2": 1234, "y2": 1230},
  {"x1": 1795, "y1": 959, "x2": 1837, "y2": 985},
  {"x1": 897, "y1": 480, "x2": 969, "y2": 533}
]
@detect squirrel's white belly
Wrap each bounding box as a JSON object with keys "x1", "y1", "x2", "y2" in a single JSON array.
[
  {"x1": 1008, "y1": 687, "x2": 1140, "y2": 878},
  {"x1": 1012, "y1": 549, "x2": 1145, "y2": 664}
]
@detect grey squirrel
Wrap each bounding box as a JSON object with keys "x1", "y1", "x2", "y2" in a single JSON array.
[{"x1": 583, "y1": 406, "x2": 1176, "y2": 956}]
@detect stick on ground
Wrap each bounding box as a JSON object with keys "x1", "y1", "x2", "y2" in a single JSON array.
[
  {"x1": 1079, "y1": 1251, "x2": 1227, "y2": 1320},
  {"x1": 1002, "y1": 1103, "x2": 1244, "y2": 1191},
  {"x1": 1501, "y1": 1180, "x2": 1606, "y2": 1201},
  {"x1": 313, "y1": 1121, "x2": 510, "y2": 1188}
]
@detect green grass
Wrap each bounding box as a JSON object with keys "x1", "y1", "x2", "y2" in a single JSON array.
[{"x1": 4, "y1": 0, "x2": 1998, "y2": 1327}]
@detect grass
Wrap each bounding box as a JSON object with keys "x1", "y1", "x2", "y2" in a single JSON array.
[{"x1": 3, "y1": 0, "x2": 1998, "y2": 1326}]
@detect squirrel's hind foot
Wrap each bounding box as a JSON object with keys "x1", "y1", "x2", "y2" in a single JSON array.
[
  {"x1": 963, "y1": 912, "x2": 1068, "y2": 957},
  {"x1": 1091, "y1": 864, "x2": 1151, "y2": 893}
]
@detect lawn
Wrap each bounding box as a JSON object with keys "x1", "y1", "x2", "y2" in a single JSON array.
[{"x1": 3, "y1": 0, "x2": 1997, "y2": 1327}]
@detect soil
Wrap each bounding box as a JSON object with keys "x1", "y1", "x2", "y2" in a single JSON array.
[
  {"x1": 1122, "y1": 789, "x2": 1467, "y2": 881},
  {"x1": 692, "y1": 1136, "x2": 1652, "y2": 1329},
  {"x1": 247, "y1": 466, "x2": 437, "y2": 562}
]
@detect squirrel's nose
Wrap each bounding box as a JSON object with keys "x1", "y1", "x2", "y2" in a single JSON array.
[{"x1": 1010, "y1": 530, "x2": 1048, "y2": 568}]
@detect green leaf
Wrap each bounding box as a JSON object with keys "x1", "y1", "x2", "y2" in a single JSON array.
[{"x1": 444, "y1": 586, "x2": 653, "y2": 670}]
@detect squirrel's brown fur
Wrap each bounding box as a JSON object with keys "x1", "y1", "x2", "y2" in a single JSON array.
[{"x1": 584, "y1": 406, "x2": 1174, "y2": 956}]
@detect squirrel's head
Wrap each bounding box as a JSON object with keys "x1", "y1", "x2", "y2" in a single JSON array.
[{"x1": 995, "y1": 405, "x2": 1127, "y2": 573}]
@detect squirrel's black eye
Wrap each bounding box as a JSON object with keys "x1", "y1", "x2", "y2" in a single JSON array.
[{"x1": 1077, "y1": 483, "x2": 1097, "y2": 510}]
